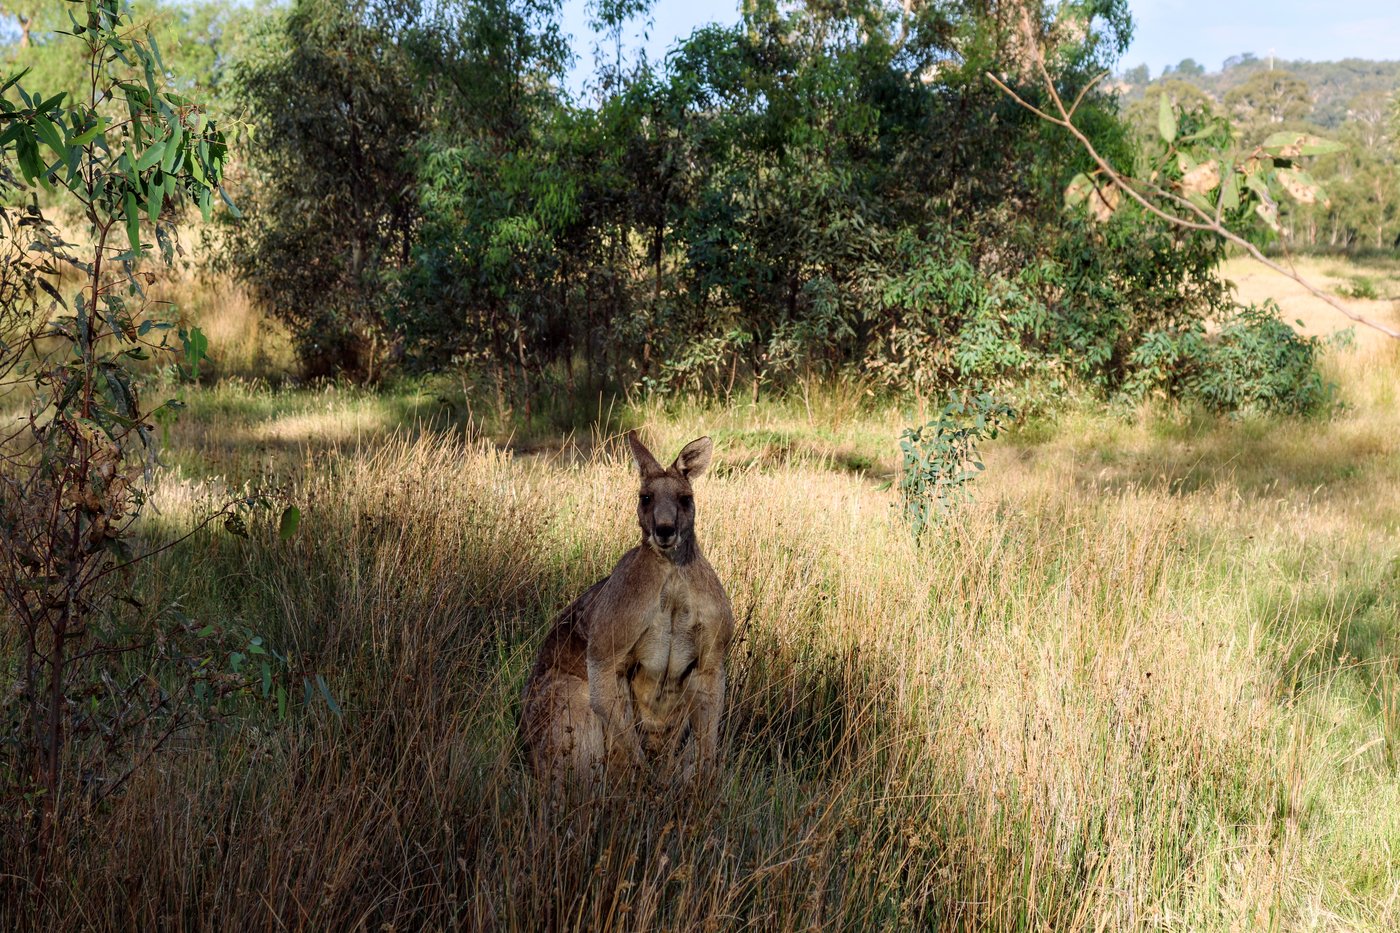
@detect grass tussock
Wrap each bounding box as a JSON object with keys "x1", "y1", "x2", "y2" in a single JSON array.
[{"x1": 2, "y1": 266, "x2": 1399, "y2": 930}]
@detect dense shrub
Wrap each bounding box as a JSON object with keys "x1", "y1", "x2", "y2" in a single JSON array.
[
  {"x1": 1125, "y1": 302, "x2": 1331, "y2": 414},
  {"x1": 220, "y1": 0, "x2": 1327, "y2": 417},
  {"x1": 223, "y1": 0, "x2": 423, "y2": 380}
]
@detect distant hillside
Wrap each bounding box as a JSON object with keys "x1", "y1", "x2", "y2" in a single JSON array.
[{"x1": 1118, "y1": 56, "x2": 1400, "y2": 128}]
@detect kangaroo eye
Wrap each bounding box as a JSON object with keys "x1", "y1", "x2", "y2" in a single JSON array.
[
  {"x1": 640, "y1": 494, "x2": 652, "y2": 506},
  {"x1": 679, "y1": 495, "x2": 693, "y2": 508}
]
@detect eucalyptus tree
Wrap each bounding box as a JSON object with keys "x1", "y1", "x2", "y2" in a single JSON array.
[
  {"x1": 1, "y1": 0, "x2": 245, "y2": 865},
  {"x1": 226, "y1": 0, "x2": 424, "y2": 379}
]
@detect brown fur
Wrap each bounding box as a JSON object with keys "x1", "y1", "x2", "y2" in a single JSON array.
[{"x1": 519, "y1": 433, "x2": 734, "y2": 789}]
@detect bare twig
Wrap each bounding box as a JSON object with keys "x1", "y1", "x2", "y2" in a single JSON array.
[{"x1": 89, "y1": 502, "x2": 240, "y2": 586}]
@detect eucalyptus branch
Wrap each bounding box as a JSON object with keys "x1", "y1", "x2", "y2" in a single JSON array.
[
  {"x1": 986, "y1": 15, "x2": 1400, "y2": 341},
  {"x1": 0, "y1": 0, "x2": 233, "y2": 860}
]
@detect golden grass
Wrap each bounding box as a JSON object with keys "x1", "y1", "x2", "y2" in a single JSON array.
[
  {"x1": 153, "y1": 267, "x2": 297, "y2": 381},
  {"x1": 3, "y1": 260, "x2": 1399, "y2": 930}
]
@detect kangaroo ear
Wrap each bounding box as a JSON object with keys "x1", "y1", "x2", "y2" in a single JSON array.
[
  {"x1": 671, "y1": 436, "x2": 713, "y2": 480},
  {"x1": 627, "y1": 430, "x2": 664, "y2": 477}
]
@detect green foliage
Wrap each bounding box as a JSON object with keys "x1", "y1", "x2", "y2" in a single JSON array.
[
  {"x1": 226, "y1": 0, "x2": 1180, "y2": 403},
  {"x1": 1224, "y1": 70, "x2": 1313, "y2": 141},
  {"x1": 222, "y1": 0, "x2": 423, "y2": 380},
  {"x1": 1125, "y1": 302, "x2": 1331, "y2": 415},
  {"x1": 1123, "y1": 79, "x2": 1216, "y2": 141},
  {"x1": 212, "y1": 0, "x2": 1330, "y2": 423},
  {"x1": 389, "y1": 0, "x2": 576, "y2": 417},
  {"x1": 1088, "y1": 76, "x2": 1352, "y2": 259},
  {"x1": 0, "y1": 0, "x2": 236, "y2": 855},
  {"x1": 899, "y1": 392, "x2": 1014, "y2": 537},
  {"x1": 278, "y1": 504, "x2": 301, "y2": 540},
  {"x1": 1126, "y1": 59, "x2": 1400, "y2": 252},
  {"x1": 1, "y1": 0, "x2": 263, "y2": 135}
]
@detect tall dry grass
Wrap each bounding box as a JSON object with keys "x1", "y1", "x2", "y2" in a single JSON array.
[
  {"x1": 152, "y1": 267, "x2": 296, "y2": 381},
  {"x1": 2, "y1": 265, "x2": 1398, "y2": 930}
]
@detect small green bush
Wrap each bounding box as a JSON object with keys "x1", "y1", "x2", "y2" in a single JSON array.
[
  {"x1": 899, "y1": 392, "x2": 1015, "y2": 536},
  {"x1": 1339, "y1": 276, "x2": 1380, "y2": 301}
]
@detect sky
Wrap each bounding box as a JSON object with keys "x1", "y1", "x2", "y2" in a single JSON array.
[
  {"x1": 1123, "y1": 0, "x2": 1400, "y2": 75},
  {"x1": 557, "y1": 0, "x2": 1400, "y2": 90},
  {"x1": 559, "y1": 0, "x2": 739, "y2": 94}
]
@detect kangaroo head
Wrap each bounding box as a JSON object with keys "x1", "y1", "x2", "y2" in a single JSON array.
[{"x1": 627, "y1": 431, "x2": 713, "y2": 564}]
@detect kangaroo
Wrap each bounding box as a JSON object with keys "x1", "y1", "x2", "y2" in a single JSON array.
[{"x1": 520, "y1": 432, "x2": 734, "y2": 789}]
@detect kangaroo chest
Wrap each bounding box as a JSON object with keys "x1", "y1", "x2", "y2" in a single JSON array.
[
  {"x1": 628, "y1": 570, "x2": 712, "y2": 732},
  {"x1": 633, "y1": 573, "x2": 705, "y2": 681}
]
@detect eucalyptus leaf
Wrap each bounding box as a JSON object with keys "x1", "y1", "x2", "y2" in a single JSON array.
[
  {"x1": 32, "y1": 113, "x2": 65, "y2": 155},
  {"x1": 1260, "y1": 132, "x2": 1345, "y2": 158},
  {"x1": 278, "y1": 506, "x2": 302, "y2": 540},
  {"x1": 123, "y1": 190, "x2": 140, "y2": 253},
  {"x1": 1157, "y1": 93, "x2": 1177, "y2": 144},
  {"x1": 69, "y1": 118, "x2": 105, "y2": 147},
  {"x1": 135, "y1": 140, "x2": 166, "y2": 172}
]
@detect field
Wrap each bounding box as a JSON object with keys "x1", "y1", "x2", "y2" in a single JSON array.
[{"x1": 9, "y1": 258, "x2": 1400, "y2": 930}]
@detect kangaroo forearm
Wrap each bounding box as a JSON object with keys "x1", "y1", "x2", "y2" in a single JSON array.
[
  {"x1": 589, "y1": 670, "x2": 641, "y2": 755},
  {"x1": 593, "y1": 693, "x2": 634, "y2": 738},
  {"x1": 689, "y1": 667, "x2": 725, "y2": 764}
]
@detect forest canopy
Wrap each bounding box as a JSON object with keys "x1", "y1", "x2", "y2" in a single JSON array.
[{"x1": 3, "y1": 0, "x2": 1360, "y2": 415}]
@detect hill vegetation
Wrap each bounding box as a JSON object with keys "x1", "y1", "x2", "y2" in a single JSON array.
[{"x1": 1121, "y1": 55, "x2": 1400, "y2": 129}]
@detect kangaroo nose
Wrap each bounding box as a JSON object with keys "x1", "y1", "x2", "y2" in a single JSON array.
[{"x1": 655, "y1": 524, "x2": 676, "y2": 543}]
